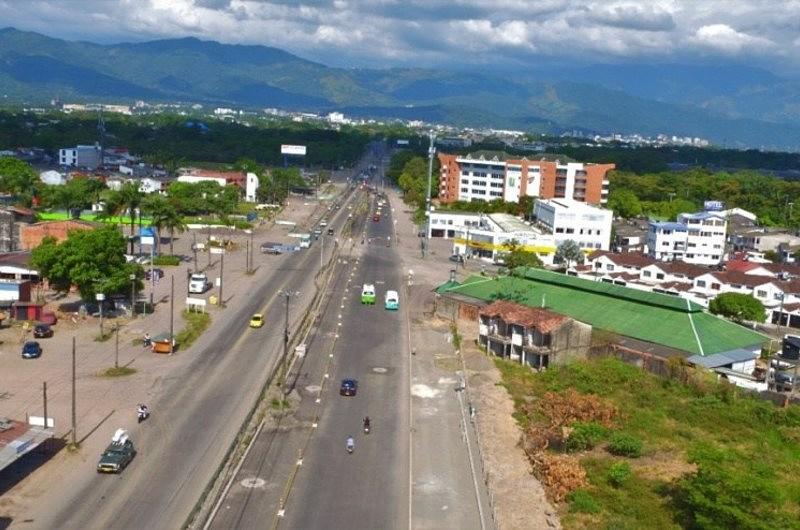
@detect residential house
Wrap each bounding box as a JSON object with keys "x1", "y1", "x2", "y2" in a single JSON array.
[
  {"x1": 730, "y1": 227, "x2": 800, "y2": 254},
  {"x1": 647, "y1": 211, "x2": 727, "y2": 265},
  {"x1": 478, "y1": 300, "x2": 592, "y2": 369}
]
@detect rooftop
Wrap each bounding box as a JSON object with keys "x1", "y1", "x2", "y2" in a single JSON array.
[
  {"x1": 439, "y1": 268, "x2": 766, "y2": 356},
  {"x1": 650, "y1": 221, "x2": 688, "y2": 231},
  {"x1": 480, "y1": 300, "x2": 568, "y2": 333},
  {"x1": 536, "y1": 198, "x2": 608, "y2": 213},
  {"x1": 687, "y1": 349, "x2": 757, "y2": 369},
  {"x1": 487, "y1": 213, "x2": 533, "y2": 233}
]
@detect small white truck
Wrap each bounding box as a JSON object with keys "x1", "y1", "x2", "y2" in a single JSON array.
[{"x1": 188, "y1": 273, "x2": 210, "y2": 294}]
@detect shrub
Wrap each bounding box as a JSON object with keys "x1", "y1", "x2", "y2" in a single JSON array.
[
  {"x1": 565, "y1": 421, "x2": 607, "y2": 452},
  {"x1": 567, "y1": 489, "x2": 601, "y2": 514},
  {"x1": 233, "y1": 220, "x2": 252, "y2": 230},
  {"x1": 608, "y1": 432, "x2": 643, "y2": 458},
  {"x1": 152, "y1": 255, "x2": 180, "y2": 266},
  {"x1": 608, "y1": 461, "x2": 632, "y2": 488}
]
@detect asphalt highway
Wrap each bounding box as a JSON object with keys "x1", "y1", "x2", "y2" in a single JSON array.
[{"x1": 27, "y1": 153, "x2": 374, "y2": 530}]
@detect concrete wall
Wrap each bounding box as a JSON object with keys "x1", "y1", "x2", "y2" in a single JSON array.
[{"x1": 550, "y1": 319, "x2": 593, "y2": 366}]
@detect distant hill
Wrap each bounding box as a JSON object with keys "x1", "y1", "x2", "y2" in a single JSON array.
[{"x1": 0, "y1": 27, "x2": 799, "y2": 150}]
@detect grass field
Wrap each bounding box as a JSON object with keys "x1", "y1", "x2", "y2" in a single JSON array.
[
  {"x1": 37, "y1": 211, "x2": 151, "y2": 224},
  {"x1": 444, "y1": 274, "x2": 765, "y2": 355},
  {"x1": 497, "y1": 357, "x2": 800, "y2": 529}
]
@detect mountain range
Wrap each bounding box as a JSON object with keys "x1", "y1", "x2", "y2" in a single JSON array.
[{"x1": 1, "y1": 27, "x2": 799, "y2": 150}]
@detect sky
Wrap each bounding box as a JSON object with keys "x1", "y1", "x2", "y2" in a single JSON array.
[{"x1": 1, "y1": 0, "x2": 798, "y2": 72}]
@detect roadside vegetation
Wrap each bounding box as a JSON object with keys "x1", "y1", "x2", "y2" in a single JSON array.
[
  {"x1": 496, "y1": 356, "x2": 800, "y2": 530},
  {"x1": 175, "y1": 310, "x2": 211, "y2": 350}
]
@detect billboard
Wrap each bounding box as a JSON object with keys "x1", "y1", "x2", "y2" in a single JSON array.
[
  {"x1": 281, "y1": 144, "x2": 307, "y2": 156},
  {"x1": 396, "y1": 139, "x2": 410, "y2": 146},
  {"x1": 704, "y1": 200, "x2": 725, "y2": 211}
]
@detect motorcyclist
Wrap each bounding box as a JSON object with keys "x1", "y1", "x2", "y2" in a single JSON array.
[
  {"x1": 137, "y1": 403, "x2": 149, "y2": 419},
  {"x1": 363, "y1": 416, "x2": 370, "y2": 431},
  {"x1": 143, "y1": 333, "x2": 152, "y2": 347}
]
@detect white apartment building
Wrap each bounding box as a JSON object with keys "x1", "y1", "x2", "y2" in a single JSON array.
[
  {"x1": 647, "y1": 212, "x2": 727, "y2": 266},
  {"x1": 59, "y1": 144, "x2": 102, "y2": 169},
  {"x1": 454, "y1": 155, "x2": 506, "y2": 203},
  {"x1": 532, "y1": 199, "x2": 612, "y2": 252}
]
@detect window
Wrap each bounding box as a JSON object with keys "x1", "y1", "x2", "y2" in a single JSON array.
[
  {"x1": 489, "y1": 191, "x2": 502, "y2": 197},
  {"x1": 461, "y1": 179, "x2": 469, "y2": 185},
  {"x1": 460, "y1": 187, "x2": 469, "y2": 193},
  {"x1": 774, "y1": 293, "x2": 784, "y2": 301},
  {"x1": 686, "y1": 254, "x2": 695, "y2": 258},
  {"x1": 656, "y1": 273, "x2": 664, "y2": 280},
  {"x1": 757, "y1": 290, "x2": 767, "y2": 298},
  {"x1": 607, "y1": 264, "x2": 615, "y2": 271},
  {"x1": 643, "y1": 270, "x2": 651, "y2": 277},
  {"x1": 711, "y1": 283, "x2": 721, "y2": 290},
  {"x1": 711, "y1": 255, "x2": 720, "y2": 260},
  {"x1": 688, "y1": 243, "x2": 696, "y2": 248},
  {"x1": 697, "y1": 280, "x2": 706, "y2": 288},
  {"x1": 565, "y1": 228, "x2": 574, "y2": 234},
  {"x1": 555, "y1": 228, "x2": 564, "y2": 233}
]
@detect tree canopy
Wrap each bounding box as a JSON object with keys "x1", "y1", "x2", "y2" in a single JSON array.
[
  {"x1": 708, "y1": 292, "x2": 766, "y2": 323},
  {"x1": 0, "y1": 156, "x2": 37, "y2": 196},
  {"x1": 30, "y1": 225, "x2": 143, "y2": 301},
  {"x1": 554, "y1": 240, "x2": 585, "y2": 268},
  {"x1": 501, "y1": 239, "x2": 544, "y2": 270}
]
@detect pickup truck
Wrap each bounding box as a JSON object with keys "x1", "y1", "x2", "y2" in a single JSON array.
[
  {"x1": 188, "y1": 273, "x2": 210, "y2": 294},
  {"x1": 97, "y1": 429, "x2": 136, "y2": 473}
]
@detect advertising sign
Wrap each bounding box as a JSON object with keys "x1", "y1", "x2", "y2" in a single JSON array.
[
  {"x1": 281, "y1": 144, "x2": 307, "y2": 156},
  {"x1": 704, "y1": 200, "x2": 725, "y2": 211}
]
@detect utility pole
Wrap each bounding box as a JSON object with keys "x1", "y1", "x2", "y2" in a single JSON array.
[
  {"x1": 71, "y1": 337, "x2": 76, "y2": 446},
  {"x1": 218, "y1": 252, "x2": 225, "y2": 308},
  {"x1": 280, "y1": 290, "x2": 292, "y2": 390},
  {"x1": 245, "y1": 239, "x2": 250, "y2": 274},
  {"x1": 114, "y1": 324, "x2": 120, "y2": 369},
  {"x1": 423, "y1": 131, "x2": 435, "y2": 258},
  {"x1": 320, "y1": 235, "x2": 324, "y2": 269},
  {"x1": 169, "y1": 275, "x2": 175, "y2": 354},
  {"x1": 42, "y1": 381, "x2": 47, "y2": 431},
  {"x1": 149, "y1": 240, "x2": 155, "y2": 306},
  {"x1": 130, "y1": 274, "x2": 136, "y2": 319},
  {"x1": 250, "y1": 229, "x2": 254, "y2": 272},
  {"x1": 192, "y1": 232, "x2": 198, "y2": 271}
]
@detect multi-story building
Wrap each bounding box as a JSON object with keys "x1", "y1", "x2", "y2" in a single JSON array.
[
  {"x1": 437, "y1": 151, "x2": 614, "y2": 206},
  {"x1": 647, "y1": 212, "x2": 727, "y2": 265},
  {"x1": 532, "y1": 199, "x2": 612, "y2": 252},
  {"x1": 59, "y1": 144, "x2": 102, "y2": 169}
]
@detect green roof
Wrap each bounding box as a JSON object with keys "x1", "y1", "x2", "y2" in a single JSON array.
[{"x1": 440, "y1": 272, "x2": 766, "y2": 356}]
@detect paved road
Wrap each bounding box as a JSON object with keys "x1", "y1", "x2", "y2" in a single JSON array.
[
  {"x1": 206, "y1": 161, "x2": 411, "y2": 530},
  {"x1": 24, "y1": 155, "x2": 372, "y2": 530}
]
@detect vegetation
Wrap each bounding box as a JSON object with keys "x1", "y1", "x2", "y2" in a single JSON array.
[
  {"x1": 38, "y1": 176, "x2": 105, "y2": 214},
  {"x1": 30, "y1": 225, "x2": 143, "y2": 300},
  {"x1": 501, "y1": 240, "x2": 544, "y2": 270},
  {"x1": 100, "y1": 366, "x2": 137, "y2": 378},
  {"x1": 0, "y1": 156, "x2": 37, "y2": 198},
  {"x1": 496, "y1": 357, "x2": 800, "y2": 530},
  {"x1": 709, "y1": 292, "x2": 766, "y2": 323},
  {"x1": 152, "y1": 255, "x2": 181, "y2": 266},
  {"x1": 554, "y1": 240, "x2": 585, "y2": 268},
  {"x1": 608, "y1": 169, "x2": 800, "y2": 227},
  {"x1": 174, "y1": 310, "x2": 211, "y2": 350}
]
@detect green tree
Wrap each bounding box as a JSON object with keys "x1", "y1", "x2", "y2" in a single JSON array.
[
  {"x1": 554, "y1": 240, "x2": 585, "y2": 269},
  {"x1": 146, "y1": 196, "x2": 186, "y2": 255},
  {"x1": 30, "y1": 226, "x2": 143, "y2": 300},
  {"x1": 763, "y1": 250, "x2": 780, "y2": 263},
  {"x1": 103, "y1": 182, "x2": 144, "y2": 254},
  {"x1": 0, "y1": 156, "x2": 38, "y2": 197},
  {"x1": 607, "y1": 189, "x2": 642, "y2": 218},
  {"x1": 501, "y1": 239, "x2": 544, "y2": 270},
  {"x1": 397, "y1": 156, "x2": 429, "y2": 208},
  {"x1": 42, "y1": 177, "x2": 106, "y2": 216},
  {"x1": 709, "y1": 292, "x2": 766, "y2": 323}
]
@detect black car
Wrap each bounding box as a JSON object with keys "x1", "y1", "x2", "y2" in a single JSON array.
[
  {"x1": 22, "y1": 341, "x2": 42, "y2": 359},
  {"x1": 33, "y1": 323, "x2": 53, "y2": 338},
  {"x1": 145, "y1": 268, "x2": 164, "y2": 280},
  {"x1": 774, "y1": 371, "x2": 796, "y2": 391},
  {"x1": 449, "y1": 254, "x2": 465, "y2": 263},
  {"x1": 327, "y1": 228, "x2": 335, "y2": 236},
  {"x1": 340, "y1": 378, "x2": 358, "y2": 396}
]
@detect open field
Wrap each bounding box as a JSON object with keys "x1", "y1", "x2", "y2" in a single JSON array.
[{"x1": 496, "y1": 357, "x2": 800, "y2": 530}]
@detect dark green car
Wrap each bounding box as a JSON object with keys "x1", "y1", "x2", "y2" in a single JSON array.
[{"x1": 97, "y1": 429, "x2": 136, "y2": 473}]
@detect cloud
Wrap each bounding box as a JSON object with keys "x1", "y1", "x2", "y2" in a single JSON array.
[
  {"x1": 0, "y1": 0, "x2": 797, "y2": 69},
  {"x1": 691, "y1": 24, "x2": 775, "y2": 54}
]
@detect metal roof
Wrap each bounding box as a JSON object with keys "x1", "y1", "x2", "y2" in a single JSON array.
[
  {"x1": 650, "y1": 222, "x2": 687, "y2": 231},
  {"x1": 487, "y1": 213, "x2": 533, "y2": 233},
  {"x1": 688, "y1": 348, "x2": 757, "y2": 368},
  {"x1": 0, "y1": 418, "x2": 54, "y2": 473}
]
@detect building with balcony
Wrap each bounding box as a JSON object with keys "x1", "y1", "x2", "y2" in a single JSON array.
[
  {"x1": 437, "y1": 151, "x2": 613, "y2": 206},
  {"x1": 647, "y1": 212, "x2": 727, "y2": 265},
  {"x1": 532, "y1": 199, "x2": 612, "y2": 252},
  {"x1": 478, "y1": 300, "x2": 592, "y2": 369}
]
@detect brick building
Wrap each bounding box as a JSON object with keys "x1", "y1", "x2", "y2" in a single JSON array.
[
  {"x1": 20, "y1": 219, "x2": 97, "y2": 250},
  {"x1": 437, "y1": 151, "x2": 614, "y2": 206}
]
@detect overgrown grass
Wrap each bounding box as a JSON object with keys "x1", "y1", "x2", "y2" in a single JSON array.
[
  {"x1": 174, "y1": 311, "x2": 211, "y2": 350},
  {"x1": 496, "y1": 357, "x2": 800, "y2": 529},
  {"x1": 152, "y1": 255, "x2": 181, "y2": 266},
  {"x1": 100, "y1": 366, "x2": 137, "y2": 377}
]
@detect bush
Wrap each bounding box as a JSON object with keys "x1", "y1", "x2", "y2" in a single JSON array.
[
  {"x1": 608, "y1": 432, "x2": 643, "y2": 458},
  {"x1": 565, "y1": 421, "x2": 607, "y2": 452},
  {"x1": 233, "y1": 220, "x2": 252, "y2": 230},
  {"x1": 152, "y1": 255, "x2": 180, "y2": 266},
  {"x1": 567, "y1": 489, "x2": 601, "y2": 514},
  {"x1": 608, "y1": 461, "x2": 632, "y2": 488}
]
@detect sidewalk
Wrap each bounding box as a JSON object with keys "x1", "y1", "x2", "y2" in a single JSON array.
[
  {"x1": 0, "y1": 191, "x2": 342, "y2": 521},
  {"x1": 387, "y1": 187, "x2": 560, "y2": 530}
]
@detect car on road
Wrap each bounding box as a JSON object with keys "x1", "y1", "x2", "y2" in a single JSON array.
[
  {"x1": 97, "y1": 429, "x2": 136, "y2": 474},
  {"x1": 361, "y1": 284, "x2": 376, "y2": 304},
  {"x1": 449, "y1": 254, "x2": 465, "y2": 263},
  {"x1": 384, "y1": 290, "x2": 399, "y2": 310},
  {"x1": 373, "y1": 214, "x2": 380, "y2": 222},
  {"x1": 339, "y1": 378, "x2": 358, "y2": 396},
  {"x1": 261, "y1": 242, "x2": 283, "y2": 255},
  {"x1": 249, "y1": 314, "x2": 264, "y2": 328},
  {"x1": 327, "y1": 228, "x2": 334, "y2": 236},
  {"x1": 33, "y1": 323, "x2": 53, "y2": 338},
  {"x1": 21, "y1": 341, "x2": 42, "y2": 359},
  {"x1": 320, "y1": 219, "x2": 328, "y2": 227},
  {"x1": 145, "y1": 268, "x2": 164, "y2": 280}
]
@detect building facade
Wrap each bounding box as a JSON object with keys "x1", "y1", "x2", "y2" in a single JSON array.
[
  {"x1": 437, "y1": 151, "x2": 614, "y2": 206},
  {"x1": 59, "y1": 145, "x2": 102, "y2": 169},
  {"x1": 532, "y1": 199, "x2": 612, "y2": 252},
  {"x1": 647, "y1": 212, "x2": 727, "y2": 265}
]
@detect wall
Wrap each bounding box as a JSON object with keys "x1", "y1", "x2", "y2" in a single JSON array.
[
  {"x1": 550, "y1": 319, "x2": 593, "y2": 366},
  {"x1": 20, "y1": 221, "x2": 94, "y2": 250}
]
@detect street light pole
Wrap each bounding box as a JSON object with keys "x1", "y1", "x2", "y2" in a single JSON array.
[
  {"x1": 114, "y1": 323, "x2": 119, "y2": 369},
  {"x1": 130, "y1": 273, "x2": 136, "y2": 318},
  {"x1": 71, "y1": 337, "x2": 76, "y2": 446},
  {"x1": 170, "y1": 275, "x2": 175, "y2": 354},
  {"x1": 218, "y1": 251, "x2": 225, "y2": 308},
  {"x1": 423, "y1": 131, "x2": 436, "y2": 258}
]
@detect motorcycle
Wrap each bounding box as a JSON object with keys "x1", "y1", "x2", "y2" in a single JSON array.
[
  {"x1": 137, "y1": 405, "x2": 150, "y2": 423},
  {"x1": 363, "y1": 418, "x2": 371, "y2": 434}
]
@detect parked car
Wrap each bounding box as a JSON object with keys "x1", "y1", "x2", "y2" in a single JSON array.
[
  {"x1": 33, "y1": 323, "x2": 53, "y2": 338},
  {"x1": 774, "y1": 370, "x2": 796, "y2": 391},
  {"x1": 21, "y1": 341, "x2": 42, "y2": 359},
  {"x1": 339, "y1": 378, "x2": 358, "y2": 396}
]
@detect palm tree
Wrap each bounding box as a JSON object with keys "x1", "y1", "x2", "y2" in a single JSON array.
[
  {"x1": 117, "y1": 182, "x2": 144, "y2": 254},
  {"x1": 148, "y1": 197, "x2": 186, "y2": 256},
  {"x1": 141, "y1": 195, "x2": 170, "y2": 254}
]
